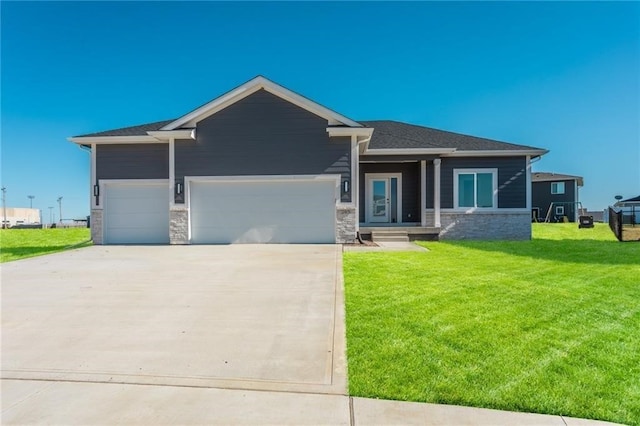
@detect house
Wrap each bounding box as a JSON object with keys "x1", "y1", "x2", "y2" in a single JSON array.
[
  {"x1": 531, "y1": 172, "x2": 584, "y2": 222},
  {"x1": 69, "y1": 76, "x2": 547, "y2": 245},
  {"x1": 615, "y1": 195, "x2": 640, "y2": 225}
]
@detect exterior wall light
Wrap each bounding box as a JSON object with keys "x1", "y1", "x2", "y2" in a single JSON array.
[
  {"x1": 343, "y1": 180, "x2": 349, "y2": 193},
  {"x1": 176, "y1": 183, "x2": 183, "y2": 195},
  {"x1": 93, "y1": 185, "x2": 99, "y2": 196}
]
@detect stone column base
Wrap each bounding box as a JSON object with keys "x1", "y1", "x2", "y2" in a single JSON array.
[
  {"x1": 336, "y1": 205, "x2": 356, "y2": 244},
  {"x1": 170, "y1": 209, "x2": 189, "y2": 244},
  {"x1": 90, "y1": 209, "x2": 103, "y2": 245}
]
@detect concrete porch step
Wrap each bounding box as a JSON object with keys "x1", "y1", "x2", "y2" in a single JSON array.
[{"x1": 371, "y1": 231, "x2": 410, "y2": 242}]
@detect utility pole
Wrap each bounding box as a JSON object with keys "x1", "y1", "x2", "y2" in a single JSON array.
[
  {"x1": 48, "y1": 207, "x2": 54, "y2": 227},
  {"x1": 57, "y1": 197, "x2": 63, "y2": 225},
  {"x1": 1, "y1": 187, "x2": 7, "y2": 229},
  {"x1": 28, "y1": 195, "x2": 35, "y2": 208}
]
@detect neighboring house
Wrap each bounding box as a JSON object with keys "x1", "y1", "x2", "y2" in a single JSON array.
[
  {"x1": 1, "y1": 208, "x2": 41, "y2": 228},
  {"x1": 532, "y1": 172, "x2": 584, "y2": 222},
  {"x1": 69, "y1": 76, "x2": 547, "y2": 245},
  {"x1": 615, "y1": 195, "x2": 640, "y2": 225},
  {"x1": 615, "y1": 195, "x2": 640, "y2": 208}
]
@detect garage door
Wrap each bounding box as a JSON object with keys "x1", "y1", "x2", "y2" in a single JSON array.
[
  {"x1": 104, "y1": 182, "x2": 170, "y2": 244},
  {"x1": 190, "y1": 179, "x2": 336, "y2": 244}
]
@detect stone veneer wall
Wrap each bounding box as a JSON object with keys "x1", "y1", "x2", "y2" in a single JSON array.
[
  {"x1": 169, "y1": 209, "x2": 189, "y2": 244},
  {"x1": 90, "y1": 209, "x2": 103, "y2": 245},
  {"x1": 438, "y1": 211, "x2": 531, "y2": 240},
  {"x1": 336, "y1": 205, "x2": 356, "y2": 243}
]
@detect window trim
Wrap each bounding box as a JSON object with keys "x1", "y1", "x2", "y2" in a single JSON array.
[
  {"x1": 453, "y1": 168, "x2": 498, "y2": 210},
  {"x1": 555, "y1": 205, "x2": 565, "y2": 216},
  {"x1": 551, "y1": 181, "x2": 565, "y2": 195}
]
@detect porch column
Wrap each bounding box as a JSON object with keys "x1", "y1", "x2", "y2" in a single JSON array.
[
  {"x1": 169, "y1": 138, "x2": 175, "y2": 207},
  {"x1": 433, "y1": 158, "x2": 441, "y2": 227},
  {"x1": 421, "y1": 160, "x2": 427, "y2": 226},
  {"x1": 351, "y1": 135, "x2": 359, "y2": 232},
  {"x1": 525, "y1": 155, "x2": 532, "y2": 211}
]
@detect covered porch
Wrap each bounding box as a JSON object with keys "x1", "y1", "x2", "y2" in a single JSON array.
[{"x1": 358, "y1": 158, "x2": 442, "y2": 241}]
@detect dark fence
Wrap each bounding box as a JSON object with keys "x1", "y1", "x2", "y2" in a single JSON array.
[
  {"x1": 608, "y1": 207, "x2": 623, "y2": 242},
  {"x1": 621, "y1": 205, "x2": 639, "y2": 226}
]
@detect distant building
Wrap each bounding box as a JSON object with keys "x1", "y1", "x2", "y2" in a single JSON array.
[
  {"x1": 1, "y1": 208, "x2": 41, "y2": 228},
  {"x1": 532, "y1": 172, "x2": 584, "y2": 222},
  {"x1": 586, "y1": 210, "x2": 604, "y2": 222}
]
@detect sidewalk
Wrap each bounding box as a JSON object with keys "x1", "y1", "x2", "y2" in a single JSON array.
[{"x1": 1, "y1": 379, "x2": 620, "y2": 425}]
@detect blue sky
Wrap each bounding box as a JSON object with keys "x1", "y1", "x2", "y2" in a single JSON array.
[{"x1": 1, "y1": 1, "x2": 638, "y2": 220}]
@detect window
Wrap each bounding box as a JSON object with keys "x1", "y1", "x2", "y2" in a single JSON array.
[
  {"x1": 551, "y1": 182, "x2": 565, "y2": 194},
  {"x1": 555, "y1": 205, "x2": 565, "y2": 216},
  {"x1": 454, "y1": 169, "x2": 497, "y2": 209}
]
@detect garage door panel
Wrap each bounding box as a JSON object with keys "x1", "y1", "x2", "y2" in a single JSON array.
[
  {"x1": 190, "y1": 180, "x2": 336, "y2": 244},
  {"x1": 105, "y1": 212, "x2": 171, "y2": 229},
  {"x1": 194, "y1": 225, "x2": 334, "y2": 244},
  {"x1": 104, "y1": 183, "x2": 169, "y2": 244}
]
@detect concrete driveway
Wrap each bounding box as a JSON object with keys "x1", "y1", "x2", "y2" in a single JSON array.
[{"x1": 1, "y1": 245, "x2": 346, "y2": 395}]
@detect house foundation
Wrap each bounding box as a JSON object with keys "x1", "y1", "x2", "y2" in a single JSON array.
[{"x1": 438, "y1": 211, "x2": 531, "y2": 240}]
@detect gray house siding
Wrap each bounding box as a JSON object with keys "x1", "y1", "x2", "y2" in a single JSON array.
[
  {"x1": 426, "y1": 164, "x2": 434, "y2": 209},
  {"x1": 440, "y1": 157, "x2": 527, "y2": 209},
  {"x1": 174, "y1": 89, "x2": 351, "y2": 203},
  {"x1": 359, "y1": 162, "x2": 421, "y2": 223},
  {"x1": 532, "y1": 180, "x2": 578, "y2": 221},
  {"x1": 96, "y1": 144, "x2": 169, "y2": 180}
]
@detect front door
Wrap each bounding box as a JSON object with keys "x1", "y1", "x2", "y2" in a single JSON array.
[
  {"x1": 370, "y1": 179, "x2": 389, "y2": 222},
  {"x1": 366, "y1": 174, "x2": 401, "y2": 223}
]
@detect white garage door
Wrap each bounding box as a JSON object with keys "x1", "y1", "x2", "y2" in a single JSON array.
[
  {"x1": 104, "y1": 182, "x2": 170, "y2": 244},
  {"x1": 190, "y1": 179, "x2": 336, "y2": 244}
]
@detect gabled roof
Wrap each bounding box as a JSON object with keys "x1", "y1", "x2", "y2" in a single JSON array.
[
  {"x1": 68, "y1": 77, "x2": 547, "y2": 158},
  {"x1": 532, "y1": 172, "x2": 584, "y2": 186},
  {"x1": 161, "y1": 75, "x2": 362, "y2": 130},
  {"x1": 360, "y1": 120, "x2": 546, "y2": 156}
]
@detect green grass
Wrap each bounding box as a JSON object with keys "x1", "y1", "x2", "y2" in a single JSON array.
[
  {"x1": 344, "y1": 224, "x2": 640, "y2": 425},
  {"x1": 0, "y1": 228, "x2": 92, "y2": 262}
]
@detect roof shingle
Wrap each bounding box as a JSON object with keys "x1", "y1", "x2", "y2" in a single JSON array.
[
  {"x1": 360, "y1": 120, "x2": 541, "y2": 151},
  {"x1": 74, "y1": 119, "x2": 176, "y2": 138},
  {"x1": 75, "y1": 118, "x2": 543, "y2": 154}
]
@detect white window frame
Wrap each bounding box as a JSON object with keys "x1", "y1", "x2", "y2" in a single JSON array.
[
  {"x1": 555, "y1": 205, "x2": 565, "y2": 216},
  {"x1": 453, "y1": 168, "x2": 498, "y2": 210},
  {"x1": 551, "y1": 182, "x2": 565, "y2": 195}
]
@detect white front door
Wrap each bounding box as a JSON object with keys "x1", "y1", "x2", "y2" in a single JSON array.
[
  {"x1": 366, "y1": 174, "x2": 402, "y2": 224},
  {"x1": 369, "y1": 178, "x2": 389, "y2": 223}
]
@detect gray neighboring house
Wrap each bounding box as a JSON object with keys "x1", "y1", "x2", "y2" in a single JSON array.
[
  {"x1": 531, "y1": 172, "x2": 584, "y2": 222},
  {"x1": 69, "y1": 76, "x2": 547, "y2": 245}
]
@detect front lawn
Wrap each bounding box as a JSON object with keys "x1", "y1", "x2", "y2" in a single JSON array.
[
  {"x1": 0, "y1": 228, "x2": 92, "y2": 263},
  {"x1": 343, "y1": 224, "x2": 640, "y2": 425}
]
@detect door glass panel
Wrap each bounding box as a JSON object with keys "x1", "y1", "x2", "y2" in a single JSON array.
[
  {"x1": 372, "y1": 180, "x2": 387, "y2": 217},
  {"x1": 390, "y1": 178, "x2": 398, "y2": 223}
]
